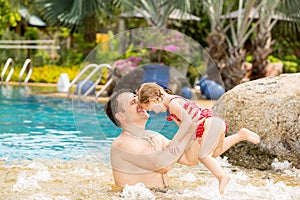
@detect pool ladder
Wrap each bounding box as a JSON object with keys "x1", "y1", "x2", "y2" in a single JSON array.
[
  {"x1": 1, "y1": 58, "x2": 33, "y2": 86},
  {"x1": 67, "y1": 63, "x2": 113, "y2": 101}
]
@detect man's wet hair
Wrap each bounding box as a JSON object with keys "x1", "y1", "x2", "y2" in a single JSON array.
[{"x1": 105, "y1": 88, "x2": 132, "y2": 127}]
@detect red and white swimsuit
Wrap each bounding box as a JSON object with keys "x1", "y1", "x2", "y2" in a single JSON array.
[{"x1": 166, "y1": 96, "x2": 228, "y2": 138}]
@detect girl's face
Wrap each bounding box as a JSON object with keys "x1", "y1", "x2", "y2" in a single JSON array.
[{"x1": 141, "y1": 99, "x2": 166, "y2": 113}]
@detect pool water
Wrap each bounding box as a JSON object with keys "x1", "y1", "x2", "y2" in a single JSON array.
[
  {"x1": 1, "y1": 85, "x2": 300, "y2": 200},
  {"x1": 0, "y1": 85, "x2": 177, "y2": 161},
  {"x1": 0, "y1": 85, "x2": 103, "y2": 160}
]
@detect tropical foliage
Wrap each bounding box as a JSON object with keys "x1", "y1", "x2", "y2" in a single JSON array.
[
  {"x1": 201, "y1": 0, "x2": 300, "y2": 90},
  {"x1": 34, "y1": 0, "x2": 114, "y2": 56},
  {"x1": 115, "y1": 0, "x2": 193, "y2": 28},
  {"x1": 0, "y1": 0, "x2": 21, "y2": 36},
  {"x1": 0, "y1": 0, "x2": 299, "y2": 87}
]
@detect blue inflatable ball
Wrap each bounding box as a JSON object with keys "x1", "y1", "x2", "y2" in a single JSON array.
[
  {"x1": 76, "y1": 80, "x2": 96, "y2": 95},
  {"x1": 203, "y1": 80, "x2": 225, "y2": 100},
  {"x1": 181, "y1": 86, "x2": 193, "y2": 99}
]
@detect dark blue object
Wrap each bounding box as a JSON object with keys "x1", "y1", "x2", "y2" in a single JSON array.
[
  {"x1": 142, "y1": 64, "x2": 170, "y2": 88},
  {"x1": 76, "y1": 80, "x2": 96, "y2": 95},
  {"x1": 198, "y1": 75, "x2": 225, "y2": 100},
  {"x1": 181, "y1": 86, "x2": 193, "y2": 99},
  {"x1": 203, "y1": 80, "x2": 225, "y2": 100},
  {"x1": 199, "y1": 75, "x2": 208, "y2": 94}
]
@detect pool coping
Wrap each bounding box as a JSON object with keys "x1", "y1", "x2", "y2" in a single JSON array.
[{"x1": 1, "y1": 82, "x2": 215, "y2": 108}]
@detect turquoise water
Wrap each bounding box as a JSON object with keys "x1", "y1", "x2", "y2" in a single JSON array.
[
  {"x1": 0, "y1": 85, "x2": 91, "y2": 160},
  {"x1": 0, "y1": 85, "x2": 177, "y2": 161}
]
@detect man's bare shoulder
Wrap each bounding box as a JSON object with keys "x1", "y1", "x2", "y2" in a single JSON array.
[
  {"x1": 145, "y1": 130, "x2": 170, "y2": 149},
  {"x1": 111, "y1": 133, "x2": 129, "y2": 148},
  {"x1": 112, "y1": 133, "x2": 146, "y2": 153},
  {"x1": 112, "y1": 131, "x2": 170, "y2": 153}
]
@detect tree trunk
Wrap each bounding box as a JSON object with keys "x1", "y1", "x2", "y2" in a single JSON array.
[
  {"x1": 206, "y1": 33, "x2": 246, "y2": 91},
  {"x1": 250, "y1": 22, "x2": 273, "y2": 80},
  {"x1": 205, "y1": 32, "x2": 228, "y2": 87},
  {"x1": 222, "y1": 48, "x2": 247, "y2": 91},
  {"x1": 83, "y1": 14, "x2": 97, "y2": 57}
]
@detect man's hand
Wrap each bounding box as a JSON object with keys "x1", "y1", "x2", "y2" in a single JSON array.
[
  {"x1": 167, "y1": 104, "x2": 204, "y2": 155},
  {"x1": 185, "y1": 104, "x2": 206, "y2": 141},
  {"x1": 167, "y1": 140, "x2": 180, "y2": 155}
]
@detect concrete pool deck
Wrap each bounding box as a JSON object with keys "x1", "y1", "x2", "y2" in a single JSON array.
[{"x1": 2, "y1": 82, "x2": 216, "y2": 108}]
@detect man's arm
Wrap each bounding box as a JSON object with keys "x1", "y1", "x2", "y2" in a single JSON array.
[
  {"x1": 111, "y1": 107, "x2": 201, "y2": 173},
  {"x1": 168, "y1": 100, "x2": 193, "y2": 144},
  {"x1": 111, "y1": 128, "x2": 195, "y2": 173},
  {"x1": 116, "y1": 109, "x2": 200, "y2": 171}
]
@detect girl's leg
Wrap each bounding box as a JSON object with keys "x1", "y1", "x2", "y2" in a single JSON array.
[
  {"x1": 198, "y1": 118, "x2": 230, "y2": 194},
  {"x1": 199, "y1": 156, "x2": 230, "y2": 194},
  {"x1": 213, "y1": 128, "x2": 260, "y2": 157}
]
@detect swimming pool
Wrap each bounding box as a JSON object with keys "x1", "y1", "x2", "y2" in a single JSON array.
[
  {"x1": 0, "y1": 85, "x2": 177, "y2": 161},
  {"x1": 0, "y1": 85, "x2": 89, "y2": 160},
  {"x1": 1, "y1": 85, "x2": 300, "y2": 200}
]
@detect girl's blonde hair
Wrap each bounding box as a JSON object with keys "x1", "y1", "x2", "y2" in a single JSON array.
[{"x1": 138, "y1": 82, "x2": 164, "y2": 104}]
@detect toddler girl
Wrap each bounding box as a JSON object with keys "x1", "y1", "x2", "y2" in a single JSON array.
[{"x1": 137, "y1": 82, "x2": 260, "y2": 194}]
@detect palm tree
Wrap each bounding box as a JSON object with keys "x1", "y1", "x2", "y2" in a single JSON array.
[
  {"x1": 203, "y1": 0, "x2": 300, "y2": 89},
  {"x1": 203, "y1": 0, "x2": 230, "y2": 87},
  {"x1": 115, "y1": 0, "x2": 192, "y2": 28},
  {"x1": 34, "y1": 0, "x2": 112, "y2": 56},
  {"x1": 250, "y1": 0, "x2": 300, "y2": 80},
  {"x1": 203, "y1": 0, "x2": 264, "y2": 90}
]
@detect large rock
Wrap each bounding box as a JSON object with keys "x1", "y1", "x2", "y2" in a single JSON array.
[{"x1": 212, "y1": 73, "x2": 300, "y2": 170}]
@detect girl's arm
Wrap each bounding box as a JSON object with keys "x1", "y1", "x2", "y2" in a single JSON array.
[{"x1": 168, "y1": 100, "x2": 195, "y2": 149}]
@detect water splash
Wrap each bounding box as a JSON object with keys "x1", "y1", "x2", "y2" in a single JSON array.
[
  {"x1": 12, "y1": 162, "x2": 52, "y2": 192},
  {"x1": 1, "y1": 159, "x2": 299, "y2": 199},
  {"x1": 120, "y1": 183, "x2": 155, "y2": 200},
  {"x1": 271, "y1": 158, "x2": 291, "y2": 170}
]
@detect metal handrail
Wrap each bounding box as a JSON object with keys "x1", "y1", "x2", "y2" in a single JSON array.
[
  {"x1": 1, "y1": 58, "x2": 14, "y2": 85},
  {"x1": 67, "y1": 63, "x2": 113, "y2": 100},
  {"x1": 95, "y1": 68, "x2": 113, "y2": 100},
  {"x1": 77, "y1": 65, "x2": 103, "y2": 97},
  {"x1": 19, "y1": 58, "x2": 33, "y2": 86},
  {"x1": 67, "y1": 63, "x2": 98, "y2": 98}
]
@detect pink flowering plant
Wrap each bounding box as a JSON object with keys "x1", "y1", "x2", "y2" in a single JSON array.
[
  {"x1": 113, "y1": 55, "x2": 143, "y2": 74},
  {"x1": 113, "y1": 29, "x2": 192, "y2": 75}
]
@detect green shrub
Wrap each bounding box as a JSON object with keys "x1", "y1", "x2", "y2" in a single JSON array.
[
  {"x1": 6, "y1": 65, "x2": 80, "y2": 83},
  {"x1": 268, "y1": 55, "x2": 300, "y2": 73},
  {"x1": 282, "y1": 61, "x2": 299, "y2": 73},
  {"x1": 268, "y1": 55, "x2": 282, "y2": 63},
  {"x1": 7, "y1": 64, "x2": 110, "y2": 84}
]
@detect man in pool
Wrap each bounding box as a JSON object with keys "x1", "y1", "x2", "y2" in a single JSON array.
[
  {"x1": 105, "y1": 89, "x2": 202, "y2": 189},
  {"x1": 105, "y1": 89, "x2": 260, "y2": 191}
]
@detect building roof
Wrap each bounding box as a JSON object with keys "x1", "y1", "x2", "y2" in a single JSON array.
[
  {"x1": 120, "y1": 8, "x2": 200, "y2": 21},
  {"x1": 221, "y1": 7, "x2": 294, "y2": 21}
]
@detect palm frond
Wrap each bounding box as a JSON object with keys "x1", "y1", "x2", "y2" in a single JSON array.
[
  {"x1": 114, "y1": 0, "x2": 193, "y2": 27},
  {"x1": 273, "y1": 0, "x2": 300, "y2": 36},
  {"x1": 34, "y1": 0, "x2": 106, "y2": 29}
]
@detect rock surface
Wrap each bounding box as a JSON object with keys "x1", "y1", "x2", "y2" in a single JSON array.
[{"x1": 212, "y1": 73, "x2": 300, "y2": 170}]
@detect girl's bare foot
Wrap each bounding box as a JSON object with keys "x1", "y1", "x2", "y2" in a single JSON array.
[
  {"x1": 239, "y1": 128, "x2": 260, "y2": 144},
  {"x1": 219, "y1": 174, "x2": 230, "y2": 194}
]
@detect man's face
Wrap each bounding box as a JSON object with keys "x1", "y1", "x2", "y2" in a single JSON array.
[
  {"x1": 118, "y1": 92, "x2": 149, "y2": 127},
  {"x1": 141, "y1": 100, "x2": 166, "y2": 114}
]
